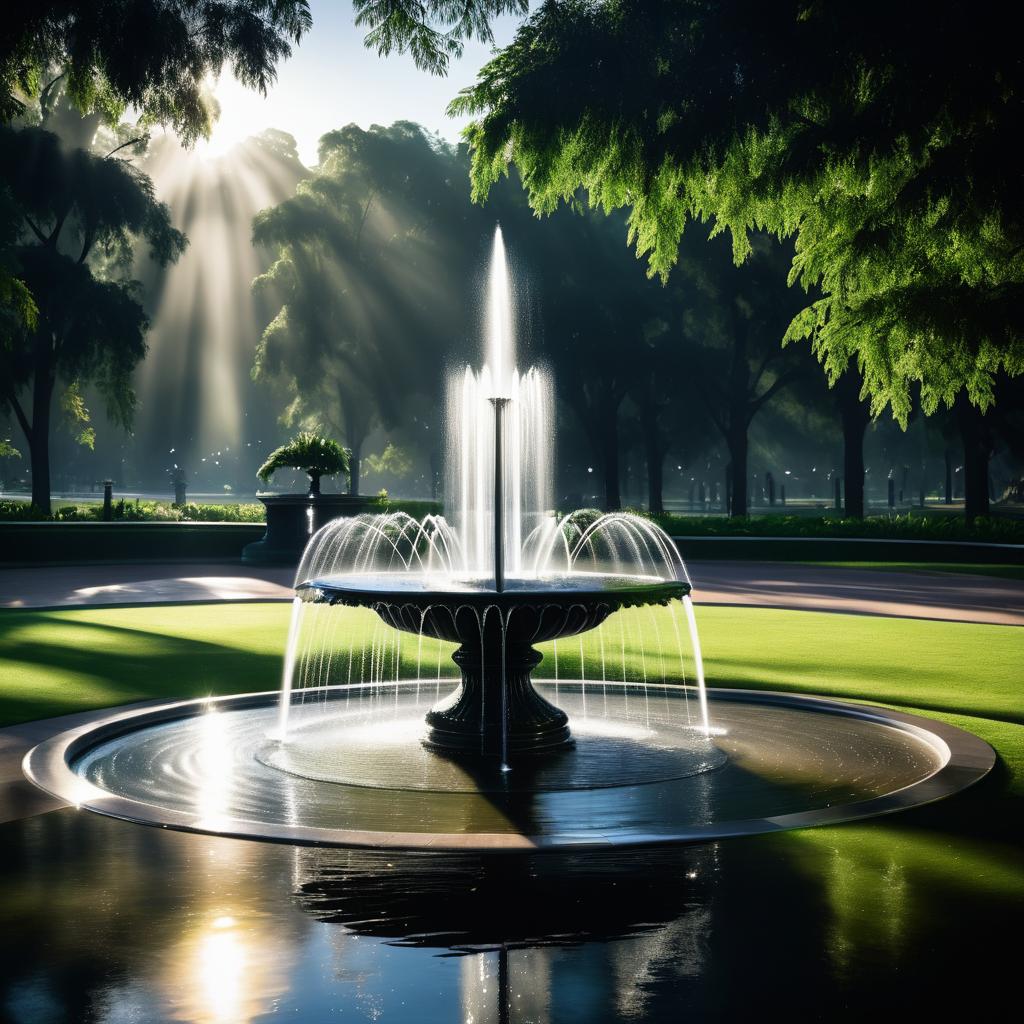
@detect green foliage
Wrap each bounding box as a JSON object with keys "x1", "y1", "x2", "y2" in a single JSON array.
[
  {"x1": 647, "y1": 512, "x2": 1024, "y2": 545},
  {"x1": 454, "y1": 0, "x2": 1024, "y2": 422},
  {"x1": 364, "y1": 442, "x2": 414, "y2": 478},
  {"x1": 1, "y1": 2, "x2": 312, "y2": 144},
  {"x1": 59, "y1": 381, "x2": 95, "y2": 450},
  {"x1": 0, "y1": 499, "x2": 264, "y2": 523},
  {"x1": 252, "y1": 121, "x2": 491, "y2": 490},
  {"x1": 0, "y1": 117, "x2": 187, "y2": 510},
  {"x1": 354, "y1": 1, "x2": 527, "y2": 75},
  {"x1": 0, "y1": 438, "x2": 20, "y2": 460},
  {"x1": 257, "y1": 431, "x2": 350, "y2": 484},
  {"x1": 372, "y1": 495, "x2": 443, "y2": 518}
]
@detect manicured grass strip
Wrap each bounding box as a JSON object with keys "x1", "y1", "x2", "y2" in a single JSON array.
[{"x1": 803, "y1": 561, "x2": 1024, "y2": 581}]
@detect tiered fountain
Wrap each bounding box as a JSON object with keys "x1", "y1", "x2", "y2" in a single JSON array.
[
  {"x1": 23, "y1": 227, "x2": 994, "y2": 851},
  {"x1": 280, "y1": 227, "x2": 707, "y2": 772}
]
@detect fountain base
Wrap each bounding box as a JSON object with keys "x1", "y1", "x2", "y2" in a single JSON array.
[{"x1": 424, "y1": 644, "x2": 572, "y2": 758}]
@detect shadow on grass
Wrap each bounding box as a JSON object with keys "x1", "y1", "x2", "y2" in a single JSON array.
[{"x1": 0, "y1": 614, "x2": 282, "y2": 726}]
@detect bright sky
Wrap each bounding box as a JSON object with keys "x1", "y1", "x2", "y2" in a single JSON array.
[{"x1": 201, "y1": 0, "x2": 525, "y2": 164}]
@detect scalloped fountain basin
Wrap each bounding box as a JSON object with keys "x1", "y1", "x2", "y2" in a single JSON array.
[{"x1": 298, "y1": 571, "x2": 690, "y2": 757}]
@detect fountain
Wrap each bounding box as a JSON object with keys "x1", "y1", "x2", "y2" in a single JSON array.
[
  {"x1": 273, "y1": 226, "x2": 708, "y2": 775},
  {"x1": 22, "y1": 227, "x2": 995, "y2": 850}
]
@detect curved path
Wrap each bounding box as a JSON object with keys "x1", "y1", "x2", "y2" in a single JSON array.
[{"x1": 1, "y1": 560, "x2": 1021, "y2": 625}]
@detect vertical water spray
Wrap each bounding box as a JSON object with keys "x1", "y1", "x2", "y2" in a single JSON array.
[
  {"x1": 486, "y1": 227, "x2": 514, "y2": 397},
  {"x1": 275, "y1": 597, "x2": 305, "y2": 740},
  {"x1": 682, "y1": 595, "x2": 711, "y2": 735},
  {"x1": 282, "y1": 223, "x2": 713, "y2": 764},
  {"x1": 449, "y1": 226, "x2": 554, "y2": 576}
]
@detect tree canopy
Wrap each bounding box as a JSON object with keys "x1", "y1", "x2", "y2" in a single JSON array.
[
  {"x1": 451, "y1": 0, "x2": 1024, "y2": 424},
  {"x1": 252, "y1": 121, "x2": 479, "y2": 493},
  {"x1": 354, "y1": 0, "x2": 527, "y2": 75},
  {"x1": 1, "y1": 1, "x2": 312, "y2": 143}
]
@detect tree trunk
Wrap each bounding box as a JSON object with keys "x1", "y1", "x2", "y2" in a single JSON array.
[
  {"x1": 348, "y1": 441, "x2": 361, "y2": 496},
  {"x1": 641, "y1": 405, "x2": 665, "y2": 514},
  {"x1": 957, "y1": 397, "x2": 992, "y2": 522},
  {"x1": 726, "y1": 425, "x2": 748, "y2": 516},
  {"x1": 601, "y1": 409, "x2": 621, "y2": 511},
  {"x1": 944, "y1": 448, "x2": 954, "y2": 504},
  {"x1": 28, "y1": 362, "x2": 54, "y2": 515},
  {"x1": 344, "y1": 413, "x2": 364, "y2": 497},
  {"x1": 837, "y1": 369, "x2": 870, "y2": 519},
  {"x1": 646, "y1": 449, "x2": 664, "y2": 514}
]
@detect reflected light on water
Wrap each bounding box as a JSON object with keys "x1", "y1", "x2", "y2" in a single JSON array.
[
  {"x1": 197, "y1": 923, "x2": 246, "y2": 1023},
  {"x1": 194, "y1": 708, "x2": 234, "y2": 831}
]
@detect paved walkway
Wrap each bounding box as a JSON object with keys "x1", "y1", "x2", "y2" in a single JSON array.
[{"x1": 0, "y1": 559, "x2": 1021, "y2": 624}]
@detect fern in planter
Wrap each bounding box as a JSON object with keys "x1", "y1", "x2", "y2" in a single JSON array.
[{"x1": 257, "y1": 433, "x2": 351, "y2": 496}]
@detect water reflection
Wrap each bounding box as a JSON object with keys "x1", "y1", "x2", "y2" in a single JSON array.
[
  {"x1": 0, "y1": 809, "x2": 1020, "y2": 1022},
  {"x1": 291, "y1": 846, "x2": 718, "y2": 1023}
]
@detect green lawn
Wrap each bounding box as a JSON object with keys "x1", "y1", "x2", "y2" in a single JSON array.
[
  {"x1": 1, "y1": 601, "x2": 1021, "y2": 902},
  {"x1": 3, "y1": 602, "x2": 1019, "y2": 729}
]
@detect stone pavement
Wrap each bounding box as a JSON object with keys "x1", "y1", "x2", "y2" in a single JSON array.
[{"x1": 1, "y1": 560, "x2": 1021, "y2": 625}]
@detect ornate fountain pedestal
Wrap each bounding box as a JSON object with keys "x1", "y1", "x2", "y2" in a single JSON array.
[
  {"x1": 425, "y1": 642, "x2": 570, "y2": 757},
  {"x1": 298, "y1": 572, "x2": 688, "y2": 761}
]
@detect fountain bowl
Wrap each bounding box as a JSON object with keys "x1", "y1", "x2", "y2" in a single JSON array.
[{"x1": 298, "y1": 571, "x2": 689, "y2": 758}]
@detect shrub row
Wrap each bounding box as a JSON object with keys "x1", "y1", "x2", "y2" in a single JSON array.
[
  {"x1": 647, "y1": 511, "x2": 1024, "y2": 544},
  {"x1": 0, "y1": 496, "x2": 443, "y2": 524}
]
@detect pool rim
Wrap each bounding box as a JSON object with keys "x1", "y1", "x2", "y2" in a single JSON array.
[{"x1": 22, "y1": 684, "x2": 996, "y2": 852}]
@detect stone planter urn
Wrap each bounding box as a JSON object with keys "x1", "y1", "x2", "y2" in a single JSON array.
[
  {"x1": 244, "y1": 433, "x2": 370, "y2": 566},
  {"x1": 242, "y1": 492, "x2": 379, "y2": 566},
  {"x1": 241, "y1": 494, "x2": 313, "y2": 566}
]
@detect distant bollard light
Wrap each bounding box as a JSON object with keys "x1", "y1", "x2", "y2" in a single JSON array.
[{"x1": 102, "y1": 480, "x2": 113, "y2": 521}]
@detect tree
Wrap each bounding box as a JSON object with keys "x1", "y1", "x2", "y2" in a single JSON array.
[
  {"x1": 252, "y1": 122, "x2": 480, "y2": 494},
  {"x1": 452, "y1": 1, "x2": 1024, "y2": 426},
  {"x1": 675, "y1": 234, "x2": 806, "y2": 516},
  {"x1": 834, "y1": 366, "x2": 872, "y2": 519},
  {"x1": 2, "y1": 4, "x2": 312, "y2": 509},
  {"x1": 353, "y1": 1, "x2": 527, "y2": 75},
  {"x1": 529, "y1": 207, "x2": 670, "y2": 511},
  {"x1": 0, "y1": 123, "x2": 186, "y2": 511},
  {"x1": 1, "y1": 1, "x2": 312, "y2": 143}
]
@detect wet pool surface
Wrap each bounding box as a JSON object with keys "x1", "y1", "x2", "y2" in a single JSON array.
[{"x1": 0, "y1": 806, "x2": 1019, "y2": 1022}]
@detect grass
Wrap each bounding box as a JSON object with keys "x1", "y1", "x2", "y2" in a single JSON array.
[
  {"x1": 1, "y1": 601, "x2": 1020, "y2": 741},
  {"x1": 804, "y1": 561, "x2": 1024, "y2": 581},
  {"x1": 0, "y1": 602, "x2": 1020, "y2": 813}
]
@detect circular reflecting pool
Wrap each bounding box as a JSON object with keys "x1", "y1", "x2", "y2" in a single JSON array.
[{"x1": 24, "y1": 683, "x2": 993, "y2": 850}]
